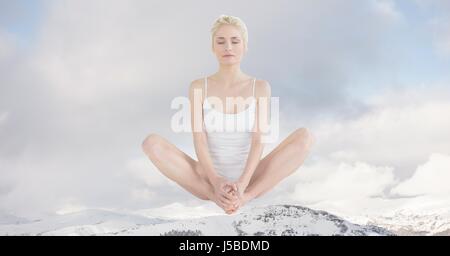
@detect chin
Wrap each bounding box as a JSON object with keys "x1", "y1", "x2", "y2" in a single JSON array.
[{"x1": 220, "y1": 58, "x2": 239, "y2": 63}]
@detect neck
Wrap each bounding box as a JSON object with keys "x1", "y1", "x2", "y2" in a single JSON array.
[{"x1": 213, "y1": 64, "x2": 247, "y2": 87}]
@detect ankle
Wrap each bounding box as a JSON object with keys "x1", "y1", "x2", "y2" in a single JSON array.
[
  {"x1": 242, "y1": 191, "x2": 254, "y2": 203},
  {"x1": 206, "y1": 186, "x2": 216, "y2": 201}
]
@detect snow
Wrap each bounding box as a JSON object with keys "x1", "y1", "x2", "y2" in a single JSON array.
[
  {"x1": 343, "y1": 206, "x2": 450, "y2": 236},
  {"x1": 0, "y1": 204, "x2": 393, "y2": 236}
]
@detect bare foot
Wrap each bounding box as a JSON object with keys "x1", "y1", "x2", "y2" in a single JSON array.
[
  {"x1": 224, "y1": 185, "x2": 239, "y2": 214},
  {"x1": 224, "y1": 186, "x2": 253, "y2": 215},
  {"x1": 226, "y1": 182, "x2": 255, "y2": 214},
  {"x1": 209, "y1": 185, "x2": 239, "y2": 214},
  {"x1": 227, "y1": 192, "x2": 251, "y2": 214}
]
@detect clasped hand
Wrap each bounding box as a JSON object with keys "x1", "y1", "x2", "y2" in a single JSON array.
[{"x1": 210, "y1": 175, "x2": 247, "y2": 214}]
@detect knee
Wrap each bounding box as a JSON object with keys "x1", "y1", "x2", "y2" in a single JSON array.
[
  {"x1": 141, "y1": 133, "x2": 165, "y2": 158},
  {"x1": 292, "y1": 128, "x2": 315, "y2": 149}
]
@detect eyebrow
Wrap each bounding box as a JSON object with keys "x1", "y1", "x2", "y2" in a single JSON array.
[{"x1": 216, "y1": 37, "x2": 241, "y2": 40}]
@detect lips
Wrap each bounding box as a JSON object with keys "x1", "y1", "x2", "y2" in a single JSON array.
[{"x1": 223, "y1": 55, "x2": 234, "y2": 57}]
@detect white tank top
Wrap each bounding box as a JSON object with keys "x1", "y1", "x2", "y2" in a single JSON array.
[{"x1": 202, "y1": 77, "x2": 257, "y2": 181}]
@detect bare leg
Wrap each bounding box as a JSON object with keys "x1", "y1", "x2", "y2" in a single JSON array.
[
  {"x1": 141, "y1": 134, "x2": 235, "y2": 212},
  {"x1": 243, "y1": 128, "x2": 314, "y2": 202}
]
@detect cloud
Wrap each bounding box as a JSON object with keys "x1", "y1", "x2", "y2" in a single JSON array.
[
  {"x1": 30, "y1": 0, "x2": 217, "y2": 105},
  {"x1": 310, "y1": 86, "x2": 450, "y2": 178},
  {"x1": 370, "y1": 0, "x2": 403, "y2": 24},
  {"x1": 124, "y1": 156, "x2": 170, "y2": 188},
  {"x1": 415, "y1": 0, "x2": 450, "y2": 58},
  {"x1": 415, "y1": 0, "x2": 450, "y2": 11},
  {"x1": 0, "y1": 111, "x2": 9, "y2": 125},
  {"x1": 0, "y1": 30, "x2": 15, "y2": 60},
  {"x1": 242, "y1": 155, "x2": 403, "y2": 217},
  {"x1": 252, "y1": 85, "x2": 450, "y2": 216},
  {"x1": 431, "y1": 17, "x2": 450, "y2": 57},
  {"x1": 0, "y1": 160, "x2": 16, "y2": 197},
  {"x1": 0, "y1": 0, "x2": 203, "y2": 216},
  {"x1": 259, "y1": 0, "x2": 406, "y2": 121},
  {"x1": 290, "y1": 159, "x2": 396, "y2": 204},
  {"x1": 392, "y1": 153, "x2": 450, "y2": 197},
  {"x1": 260, "y1": 152, "x2": 450, "y2": 217},
  {"x1": 55, "y1": 201, "x2": 88, "y2": 215}
]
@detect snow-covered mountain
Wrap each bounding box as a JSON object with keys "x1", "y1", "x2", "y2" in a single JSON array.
[
  {"x1": 349, "y1": 208, "x2": 450, "y2": 236},
  {"x1": 0, "y1": 212, "x2": 31, "y2": 226},
  {"x1": 0, "y1": 209, "x2": 168, "y2": 236},
  {"x1": 0, "y1": 205, "x2": 393, "y2": 236}
]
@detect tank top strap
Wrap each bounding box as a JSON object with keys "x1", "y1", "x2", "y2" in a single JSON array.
[
  {"x1": 252, "y1": 78, "x2": 256, "y2": 97},
  {"x1": 204, "y1": 77, "x2": 208, "y2": 98}
]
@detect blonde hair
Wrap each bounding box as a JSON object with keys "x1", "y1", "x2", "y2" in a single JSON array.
[{"x1": 210, "y1": 15, "x2": 248, "y2": 51}]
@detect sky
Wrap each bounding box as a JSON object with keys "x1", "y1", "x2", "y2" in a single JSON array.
[{"x1": 0, "y1": 0, "x2": 450, "y2": 219}]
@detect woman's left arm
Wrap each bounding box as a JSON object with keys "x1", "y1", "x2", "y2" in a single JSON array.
[{"x1": 237, "y1": 80, "x2": 272, "y2": 192}]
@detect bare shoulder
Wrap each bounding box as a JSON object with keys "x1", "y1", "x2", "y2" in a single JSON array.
[
  {"x1": 189, "y1": 78, "x2": 205, "y2": 91},
  {"x1": 255, "y1": 79, "x2": 271, "y2": 97},
  {"x1": 188, "y1": 78, "x2": 207, "y2": 101}
]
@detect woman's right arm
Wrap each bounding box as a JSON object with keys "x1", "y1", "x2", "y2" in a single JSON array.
[
  {"x1": 189, "y1": 80, "x2": 238, "y2": 206},
  {"x1": 189, "y1": 80, "x2": 220, "y2": 184}
]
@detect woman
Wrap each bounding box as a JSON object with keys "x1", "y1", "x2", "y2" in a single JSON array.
[{"x1": 142, "y1": 15, "x2": 314, "y2": 214}]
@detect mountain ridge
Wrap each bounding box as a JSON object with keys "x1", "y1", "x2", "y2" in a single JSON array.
[{"x1": 0, "y1": 204, "x2": 394, "y2": 236}]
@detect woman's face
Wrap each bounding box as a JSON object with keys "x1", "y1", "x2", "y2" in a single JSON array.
[{"x1": 212, "y1": 24, "x2": 246, "y2": 65}]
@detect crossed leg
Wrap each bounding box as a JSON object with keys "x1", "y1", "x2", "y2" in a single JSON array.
[
  {"x1": 242, "y1": 128, "x2": 314, "y2": 202},
  {"x1": 141, "y1": 127, "x2": 314, "y2": 213},
  {"x1": 141, "y1": 134, "x2": 211, "y2": 200},
  {"x1": 141, "y1": 134, "x2": 236, "y2": 212}
]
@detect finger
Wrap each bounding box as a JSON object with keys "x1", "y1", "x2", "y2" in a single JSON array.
[
  {"x1": 225, "y1": 184, "x2": 237, "y2": 193},
  {"x1": 221, "y1": 194, "x2": 238, "y2": 206},
  {"x1": 223, "y1": 182, "x2": 235, "y2": 190},
  {"x1": 219, "y1": 195, "x2": 233, "y2": 206},
  {"x1": 222, "y1": 195, "x2": 239, "y2": 204},
  {"x1": 217, "y1": 185, "x2": 231, "y2": 194},
  {"x1": 225, "y1": 207, "x2": 235, "y2": 215},
  {"x1": 224, "y1": 186, "x2": 238, "y2": 196},
  {"x1": 225, "y1": 202, "x2": 237, "y2": 211},
  {"x1": 224, "y1": 185, "x2": 235, "y2": 193},
  {"x1": 228, "y1": 182, "x2": 238, "y2": 191},
  {"x1": 224, "y1": 187, "x2": 238, "y2": 198},
  {"x1": 223, "y1": 202, "x2": 234, "y2": 211},
  {"x1": 223, "y1": 203, "x2": 235, "y2": 214},
  {"x1": 218, "y1": 199, "x2": 231, "y2": 210},
  {"x1": 226, "y1": 207, "x2": 236, "y2": 214},
  {"x1": 221, "y1": 195, "x2": 238, "y2": 207},
  {"x1": 221, "y1": 191, "x2": 237, "y2": 202},
  {"x1": 226, "y1": 199, "x2": 237, "y2": 208},
  {"x1": 221, "y1": 185, "x2": 232, "y2": 195},
  {"x1": 227, "y1": 205, "x2": 238, "y2": 214},
  {"x1": 221, "y1": 181, "x2": 233, "y2": 189},
  {"x1": 220, "y1": 182, "x2": 228, "y2": 190},
  {"x1": 230, "y1": 191, "x2": 239, "y2": 201},
  {"x1": 224, "y1": 208, "x2": 234, "y2": 214}
]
